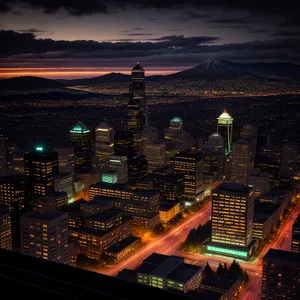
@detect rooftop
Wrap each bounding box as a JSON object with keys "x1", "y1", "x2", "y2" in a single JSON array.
[
  {"x1": 151, "y1": 256, "x2": 183, "y2": 277},
  {"x1": 82, "y1": 196, "x2": 113, "y2": 207},
  {"x1": 160, "y1": 201, "x2": 180, "y2": 211},
  {"x1": 166, "y1": 263, "x2": 202, "y2": 283},
  {"x1": 105, "y1": 236, "x2": 141, "y2": 254},
  {"x1": 135, "y1": 262, "x2": 158, "y2": 274},
  {"x1": 218, "y1": 109, "x2": 233, "y2": 120},
  {"x1": 263, "y1": 248, "x2": 300, "y2": 265},
  {"x1": 86, "y1": 209, "x2": 122, "y2": 222},
  {"x1": 71, "y1": 121, "x2": 90, "y2": 133},
  {"x1": 21, "y1": 211, "x2": 67, "y2": 221},
  {"x1": 143, "y1": 252, "x2": 169, "y2": 266},
  {"x1": 213, "y1": 183, "x2": 253, "y2": 194},
  {"x1": 132, "y1": 63, "x2": 144, "y2": 71},
  {"x1": 96, "y1": 122, "x2": 112, "y2": 130},
  {"x1": 201, "y1": 276, "x2": 237, "y2": 292},
  {"x1": 171, "y1": 116, "x2": 183, "y2": 123},
  {"x1": 115, "y1": 269, "x2": 138, "y2": 283}
]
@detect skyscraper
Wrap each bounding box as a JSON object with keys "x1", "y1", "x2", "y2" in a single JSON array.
[
  {"x1": 292, "y1": 214, "x2": 300, "y2": 253},
  {"x1": 108, "y1": 155, "x2": 128, "y2": 184},
  {"x1": 130, "y1": 63, "x2": 146, "y2": 120},
  {"x1": 35, "y1": 191, "x2": 68, "y2": 213},
  {"x1": 114, "y1": 131, "x2": 134, "y2": 158},
  {"x1": 240, "y1": 124, "x2": 257, "y2": 161},
  {"x1": 217, "y1": 110, "x2": 233, "y2": 155},
  {"x1": 164, "y1": 117, "x2": 193, "y2": 153},
  {"x1": 127, "y1": 98, "x2": 143, "y2": 156},
  {"x1": 230, "y1": 139, "x2": 252, "y2": 186},
  {"x1": 172, "y1": 151, "x2": 204, "y2": 204},
  {"x1": 145, "y1": 140, "x2": 166, "y2": 172},
  {"x1": 280, "y1": 143, "x2": 297, "y2": 176},
  {"x1": 53, "y1": 146, "x2": 75, "y2": 174},
  {"x1": 20, "y1": 211, "x2": 69, "y2": 263},
  {"x1": 0, "y1": 204, "x2": 11, "y2": 250},
  {"x1": 128, "y1": 155, "x2": 148, "y2": 186},
  {"x1": 95, "y1": 122, "x2": 114, "y2": 170},
  {"x1": 70, "y1": 121, "x2": 92, "y2": 173},
  {"x1": 206, "y1": 183, "x2": 255, "y2": 260},
  {"x1": 262, "y1": 249, "x2": 300, "y2": 299},
  {"x1": 24, "y1": 147, "x2": 58, "y2": 196}
]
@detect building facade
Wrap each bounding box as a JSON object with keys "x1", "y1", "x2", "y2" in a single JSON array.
[
  {"x1": 0, "y1": 204, "x2": 12, "y2": 250},
  {"x1": 217, "y1": 110, "x2": 233, "y2": 155}
]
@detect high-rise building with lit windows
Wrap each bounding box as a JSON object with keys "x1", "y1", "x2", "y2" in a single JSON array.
[
  {"x1": 130, "y1": 63, "x2": 146, "y2": 121},
  {"x1": 172, "y1": 151, "x2": 204, "y2": 204},
  {"x1": 127, "y1": 98, "x2": 143, "y2": 156},
  {"x1": 262, "y1": 249, "x2": 300, "y2": 300},
  {"x1": 292, "y1": 214, "x2": 300, "y2": 253},
  {"x1": 35, "y1": 191, "x2": 68, "y2": 213},
  {"x1": 280, "y1": 143, "x2": 297, "y2": 176},
  {"x1": 24, "y1": 147, "x2": 58, "y2": 197},
  {"x1": 230, "y1": 139, "x2": 252, "y2": 186},
  {"x1": 145, "y1": 140, "x2": 166, "y2": 172},
  {"x1": 114, "y1": 131, "x2": 134, "y2": 158},
  {"x1": 108, "y1": 155, "x2": 128, "y2": 184},
  {"x1": 53, "y1": 146, "x2": 75, "y2": 174},
  {"x1": 128, "y1": 155, "x2": 148, "y2": 186},
  {"x1": 206, "y1": 183, "x2": 255, "y2": 260},
  {"x1": 70, "y1": 121, "x2": 92, "y2": 173},
  {"x1": 0, "y1": 204, "x2": 11, "y2": 250},
  {"x1": 217, "y1": 110, "x2": 233, "y2": 155},
  {"x1": 164, "y1": 117, "x2": 193, "y2": 153},
  {"x1": 240, "y1": 124, "x2": 257, "y2": 161},
  {"x1": 20, "y1": 211, "x2": 68, "y2": 263},
  {"x1": 95, "y1": 122, "x2": 114, "y2": 170}
]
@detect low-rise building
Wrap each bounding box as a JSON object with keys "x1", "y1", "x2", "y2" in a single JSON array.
[
  {"x1": 104, "y1": 235, "x2": 141, "y2": 262},
  {"x1": 159, "y1": 201, "x2": 181, "y2": 224}
]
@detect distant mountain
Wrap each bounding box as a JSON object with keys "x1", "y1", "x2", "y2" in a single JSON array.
[
  {"x1": 0, "y1": 76, "x2": 62, "y2": 91},
  {"x1": 58, "y1": 72, "x2": 131, "y2": 85},
  {"x1": 55, "y1": 57, "x2": 300, "y2": 87}
]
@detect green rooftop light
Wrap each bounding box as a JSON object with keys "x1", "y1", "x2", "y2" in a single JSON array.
[
  {"x1": 207, "y1": 245, "x2": 248, "y2": 258},
  {"x1": 171, "y1": 116, "x2": 182, "y2": 123},
  {"x1": 35, "y1": 146, "x2": 44, "y2": 152}
]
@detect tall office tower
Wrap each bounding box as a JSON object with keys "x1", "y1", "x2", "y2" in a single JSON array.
[
  {"x1": 0, "y1": 175, "x2": 31, "y2": 223},
  {"x1": 292, "y1": 214, "x2": 300, "y2": 253},
  {"x1": 127, "y1": 98, "x2": 143, "y2": 156},
  {"x1": 230, "y1": 139, "x2": 252, "y2": 186},
  {"x1": 206, "y1": 183, "x2": 255, "y2": 260},
  {"x1": 145, "y1": 140, "x2": 166, "y2": 172},
  {"x1": 248, "y1": 169, "x2": 270, "y2": 198},
  {"x1": 95, "y1": 122, "x2": 114, "y2": 170},
  {"x1": 10, "y1": 148, "x2": 25, "y2": 175},
  {"x1": 0, "y1": 204, "x2": 12, "y2": 250},
  {"x1": 255, "y1": 156, "x2": 280, "y2": 188},
  {"x1": 114, "y1": 130, "x2": 134, "y2": 158},
  {"x1": 208, "y1": 133, "x2": 225, "y2": 154},
  {"x1": 217, "y1": 110, "x2": 233, "y2": 155},
  {"x1": 280, "y1": 143, "x2": 297, "y2": 176},
  {"x1": 70, "y1": 121, "x2": 92, "y2": 173},
  {"x1": 128, "y1": 155, "x2": 148, "y2": 186},
  {"x1": 142, "y1": 125, "x2": 159, "y2": 155},
  {"x1": 172, "y1": 151, "x2": 204, "y2": 204},
  {"x1": 153, "y1": 166, "x2": 184, "y2": 202},
  {"x1": 262, "y1": 249, "x2": 300, "y2": 299},
  {"x1": 24, "y1": 147, "x2": 58, "y2": 197},
  {"x1": 199, "y1": 144, "x2": 218, "y2": 176},
  {"x1": 0, "y1": 133, "x2": 8, "y2": 177},
  {"x1": 53, "y1": 147, "x2": 75, "y2": 174},
  {"x1": 240, "y1": 124, "x2": 258, "y2": 160},
  {"x1": 164, "y1": 117, "x2": 193, "y2": 153},
  {"x1": 108, "y1": 155, "x2": 128, "y2": 184},
  {"x1": 54, "y1": 173, "x2": 75, "y2": 203},
  {"x1": 130, "y1": 63, "x2": 146, "y2": 122},
  {"x1": 35, "y1": 191, "x2": 68, "y2": 213},
  {"x1": 20, "y1": 211, "x2": 68, "y2": 263}
]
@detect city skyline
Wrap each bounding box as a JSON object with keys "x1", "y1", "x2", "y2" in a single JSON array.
[{"x1": 1, "y1": 0, "x2": 300, "y2": 78}]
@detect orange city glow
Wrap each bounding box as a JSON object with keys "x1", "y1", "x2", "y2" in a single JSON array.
[{"x1": 0, "y1": 67, "x2": 181, "y2": 79}]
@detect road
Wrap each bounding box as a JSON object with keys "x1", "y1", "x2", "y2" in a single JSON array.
[
  {"x1": 100, "y1": 199, "x2": 300, "y2": 299},
  {"x1": 100, "y1": 201, "x2": 211, "y2": 276}
]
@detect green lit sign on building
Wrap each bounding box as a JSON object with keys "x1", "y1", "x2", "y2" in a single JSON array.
[
  {"x1": 207, "y1": 245, "x2": 248, "y2": 258},
  {"x1": 35, "y1": 146, "x2": 44, "y2": 152},
  {"x1": 102, "y1": 173, "x2": 117, "y2": 184}
]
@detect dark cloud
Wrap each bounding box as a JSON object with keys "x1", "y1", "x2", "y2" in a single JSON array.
[
  {"x1": 172, "y1": 12, "x2": 212, "y2": 22},
  {"x1": 131, "y1": 27, "x2": 144, "y2": 31},
  {"x1": 208, "y1": 16, "x2": 253, "y2": 25},
  {"x1": 248, "y1": 29, "x2": 271, "y2": 34},
  {"x1": 125, "y1": 33, "x2": 153, "y2": 36},
  {"x1": 16, "y1": 28, "x2": 51, "y2": 33},
  {"x1": 272, "y1": 30, "x2": 300, "y2": 37},
  {"x1": 1, "y1": 30, "x2": 299, "y2": 67}
]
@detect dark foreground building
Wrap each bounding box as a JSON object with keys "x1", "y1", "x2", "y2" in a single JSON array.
[
  {"x1": 262, "y1": 248, "x2": 300, "y2": 299},
  {"x1": 0, "y1": 248, "x2": 201, "y2": 299}
]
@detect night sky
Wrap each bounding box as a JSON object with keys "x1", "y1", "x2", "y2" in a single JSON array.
[{"x1": 1, "y1": 0, "x2": 300, "y2": 78}]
